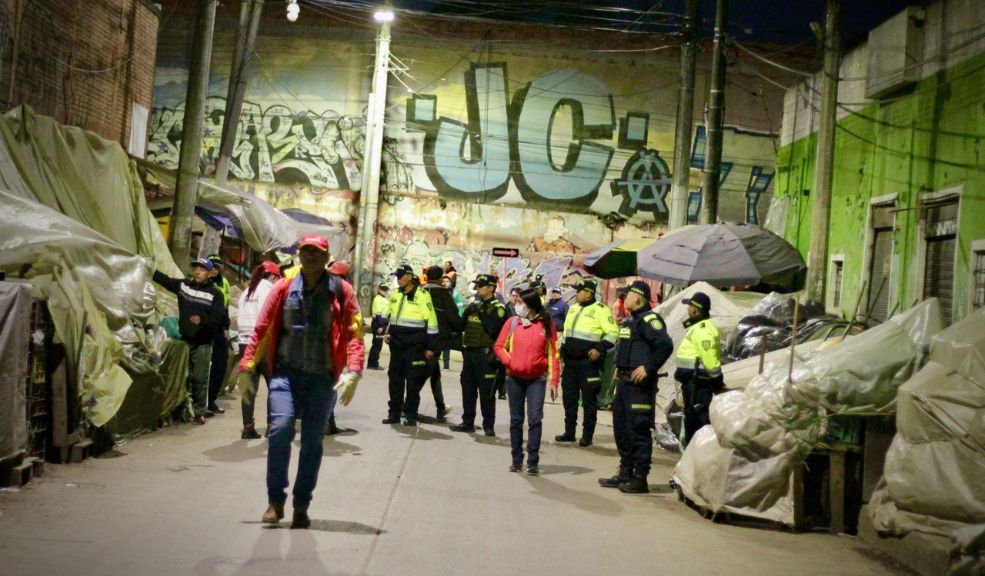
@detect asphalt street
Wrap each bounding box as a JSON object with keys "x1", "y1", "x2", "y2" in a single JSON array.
[{"x1": 0, "y1": 345, "x2": 903, "y2": 576}]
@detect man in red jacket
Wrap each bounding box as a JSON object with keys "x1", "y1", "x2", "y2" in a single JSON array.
[{"x1": 239, "y1": 234, "x2": 364, "y2": 529}]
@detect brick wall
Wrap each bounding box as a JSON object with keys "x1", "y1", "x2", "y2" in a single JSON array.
[{"x1": 0, "y1": 0, "x2": 160, "y2": 147}]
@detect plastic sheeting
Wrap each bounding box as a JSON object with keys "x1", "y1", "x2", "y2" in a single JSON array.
[
  {"x1": 139, "y1": 160, "x2": 347, "y2": 259},
  {"x1": 0, "y1": 107, "x2": 182, "y2": 429},
  {"x1": 868, "y1": 308, "x2": 985, "y2": 543},
  {"x1": 0, "y1": 282, "x2": 31, "y2": 458},
  {"x1": 673, "y1": 299, "x2": 944, "y2": 526}
]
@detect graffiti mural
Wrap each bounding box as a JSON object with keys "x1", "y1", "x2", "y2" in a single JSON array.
[
  {"x1": 609, "y1": 149, "x2": 672, "y2": 219},
  {"x1": 414, "y1": 63, "x2": 617, "y2": 208},
  {"x1": 148, "y1": 97, "x2": 365, "y2": 191}
]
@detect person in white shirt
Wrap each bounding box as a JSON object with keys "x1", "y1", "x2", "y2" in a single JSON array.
[{"x1": 236, "y1": 261, "x2": 282, "y2": 439}]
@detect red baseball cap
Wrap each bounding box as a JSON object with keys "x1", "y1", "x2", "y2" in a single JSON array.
[
  {"x1": 260, "y1": 261, "x2": 281, "y2": 276},
  {"x1": 298, "y1": 234, "x2": 328, "y2": 252}
]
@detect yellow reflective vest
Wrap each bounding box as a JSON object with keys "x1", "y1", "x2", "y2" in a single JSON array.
[
  {"x1": 372, "y1": 293, "x2": 390, "y2": 319},
  {"x1": 561, "y1": 300, "x2": 619, "y2": 354},
  {"x1": 675, "y1": 318, "x2": 722, "y2": 379},
  {"x1": 387, "y1": 285, "x2": 439, "y2": 350}
]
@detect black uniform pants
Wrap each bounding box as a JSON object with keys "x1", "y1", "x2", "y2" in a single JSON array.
[
  {"x1": 427, "y1": 354, "x2": 446, "y2": 411},
  {"x1": 560, "y1": 356, "x2": 602, "y2": 439},
  {"x1": 387, "y1": 346, "x2": 430, "y2": 419},
  {"x1": 460, "y1": 348, "x2": 497, "y2": 429},
  {"x1": 681, "y1": 377, "x2": 719, "y2": 447},
  {"x1": 612, "y1": 376, "x2": 656, "y2": 476},
  {"x1": 208, "y1": 332, "x2": 229, "y2": 407},
  {"x1": 367, "y1": 333, "x2": 385, "y2": 368}
]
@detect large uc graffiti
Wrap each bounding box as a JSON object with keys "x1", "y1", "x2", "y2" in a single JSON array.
[{"x1": 405, "y1": 63, "x2": 671, "y2": 218}]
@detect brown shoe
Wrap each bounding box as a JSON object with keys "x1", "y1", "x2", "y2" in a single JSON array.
[
  {"x1": 262, "y1": 502, "x2": 284, "y2": 524},
  {"x1": 291, "y1": 506, "x2": 310, "y2": 529}
]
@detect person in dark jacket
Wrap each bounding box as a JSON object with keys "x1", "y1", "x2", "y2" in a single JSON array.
[
  {"x1": 546, "y1": 287, "x2": 568, "y2": 333},
  {"x1": 422, "y1": 265, "x2": 461, "y2": 419},
  {"x1": 598, "y1": 280, "x2": 673, "y2": 494},
  {"x1": 206, "y1": 254, "x2": 231, "y2": 416},
  {"x1": 153, "y1": 258, "x2": 225, "y2": 424}
]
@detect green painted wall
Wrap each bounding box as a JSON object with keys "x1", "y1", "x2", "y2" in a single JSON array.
[{"x1": 775, "y1": 50, "x2": 985, "y2": 323}]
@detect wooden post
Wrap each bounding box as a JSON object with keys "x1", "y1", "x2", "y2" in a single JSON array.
[{"x1": 788, "y1": 299, "x2": 800, "y2": 384}]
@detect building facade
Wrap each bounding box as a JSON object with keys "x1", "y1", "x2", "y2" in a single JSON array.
[
  {"x1": 0, "y1": 0, "x2": 160, "y2": 152},
  {"x1": 774, "y1": 0, "x2": 985, "y2": 324}
]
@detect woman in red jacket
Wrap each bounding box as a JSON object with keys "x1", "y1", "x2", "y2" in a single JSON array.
[{"x1": 494, "y1": 287, "x2": 560, "y2": 475}]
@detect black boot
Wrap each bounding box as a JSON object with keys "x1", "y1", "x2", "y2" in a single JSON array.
[
  {"x1": 555, "y1": 430, "x2": 576, "y2": 442},
  {"x1": 618, "y1": 473, "x2": 649, "y2": 494},
  {"x1": 324, "y1": 416, "x2": 340, "y2": 436},
  {"x1": 598, "y1": 467, "x2": 632, "y2": 488}
]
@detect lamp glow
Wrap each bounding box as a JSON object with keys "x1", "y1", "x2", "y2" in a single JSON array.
[{"x1": 373, "y1": 10, "x2": 394, "y2": 23}]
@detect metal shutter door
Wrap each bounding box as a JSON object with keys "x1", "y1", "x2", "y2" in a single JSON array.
[
  {"x1": 924, "y1": 237, "x2": 956, "y2": 324},
  {"x1": 867, "y1": 230, "x2": 893, "y2": 322}
]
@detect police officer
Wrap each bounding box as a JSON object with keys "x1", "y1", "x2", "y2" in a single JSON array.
[
  {"x1": 674, "y1": 291, "x2": 723, "y2": 447},
  {"x1": 598, "y1": 281, "x2": 673, "y2": 494},
  {"x1": 557, "y1": 279, "x2": 619, "y2": 447},
  {"x1": 367, "y1": 283, "x2": 390, "y2": 370},
  {"x1": 383, "y1": 264, "x2": 439, "y2": 426},
  {"x1": 450, "y1": 273, "x2": 509, "y2": 436}
]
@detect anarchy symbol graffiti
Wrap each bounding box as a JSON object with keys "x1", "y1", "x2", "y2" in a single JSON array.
[{"x1": 609, "y1": 149, "x2": 672, "y2": 220}]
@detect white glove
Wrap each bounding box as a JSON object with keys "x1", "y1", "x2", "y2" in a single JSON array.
[{"x1": 333, "y1": 370, "x2": 361, "y2": 406}]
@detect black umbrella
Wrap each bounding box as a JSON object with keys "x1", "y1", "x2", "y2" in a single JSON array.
[{"x1": 636, "y1": 222, "x2": 805, "y2": 286}]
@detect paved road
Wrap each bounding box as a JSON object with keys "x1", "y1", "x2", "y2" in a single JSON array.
[{"x1": 0, "y1": 349, "x2": 901, "y2": 576}]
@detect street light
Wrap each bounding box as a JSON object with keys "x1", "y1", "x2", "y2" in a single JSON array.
[
  {"x1": 286, "y1": 0, "x2": 299, "y2": 22},
  {"x1": 373, "y1": 9, "x2": 394, "y2": 23}
]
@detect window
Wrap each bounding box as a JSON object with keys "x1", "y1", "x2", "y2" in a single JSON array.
[
  {"x1": 973, "y1": 241, "x2": 985, "y2": 312},
  {"x1": 831, "y1": 258, "x2": 844, "y2": 309}
]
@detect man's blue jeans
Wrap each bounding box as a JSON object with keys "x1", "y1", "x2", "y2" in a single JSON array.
[
  {"x1": 267, "y1": 367, "x2": 336, "y2": 507},
  {"x1": 506, "y1": 376, "x2": 547, "y2": 468}
]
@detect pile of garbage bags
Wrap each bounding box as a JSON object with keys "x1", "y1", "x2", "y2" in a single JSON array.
[
  {"x1": 724, "y1": 292, "x2": 859, "y2": 363},
  {"x1": 672, "y1": 299, "x2": 944, "y2": 526}
]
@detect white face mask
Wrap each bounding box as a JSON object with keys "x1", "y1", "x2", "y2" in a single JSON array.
[{"x1": 514, "y1": 303, "x2": 527, "y2": 318}]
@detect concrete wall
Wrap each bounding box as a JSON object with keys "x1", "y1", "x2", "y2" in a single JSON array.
[
  {"x1": 775, "y1": 0, "x2": 985, "y2": 323},
  {"x1": 0, "y1": 0, "x2": 160, "y2": 150},
  {"x1": 150, "y1": 5, "x2": 795, "y2": 304}
]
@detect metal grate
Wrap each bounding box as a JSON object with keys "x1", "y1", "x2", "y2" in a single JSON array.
[
  {"x1": 924, "y1": 201, "x2": 958, "y2": 325},
  {"x1": 27, "y1": 300, "x2": 52, "y2": 459},
  {"x1": 867, "y1": 230, "x2": 893, "y2": 322}
]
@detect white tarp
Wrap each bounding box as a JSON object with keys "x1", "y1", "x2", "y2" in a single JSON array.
[
  {"x1": 868, "y1": 307, "x2": 985, "y2": 547},
  {"x1": 673, "y1": 299, "x2": 944, "y2": 525}
]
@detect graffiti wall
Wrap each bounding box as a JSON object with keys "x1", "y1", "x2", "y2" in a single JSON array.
[
  {"x1": 364, "y1": 194, "x2": 655, "y2": 307},
  {"x1": 151, "y1": 18, "x2": 783, "y2": 306}
]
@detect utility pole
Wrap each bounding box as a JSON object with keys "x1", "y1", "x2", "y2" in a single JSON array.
[
  {"x1": 201, "y1": 0, "x2": 264, "y2": 258},
  {"x1": 353, "y1": 10, "x2": 392, "y2": 303},
  {"x1": 805, "y1": 0, "x2": 841, "y2": 307},
  {"x1": 699, "y1": 0, "x2": 727, "y2": 225},
  {"x1": 170, "y1": 0, "x2": 217, "y2": 270},
  {"x1": 669, "y1": 0, "x2": 699, "y2": 230},
  {"x1": 216, "y1": 0, "x2": 263, "y2": 187}
]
